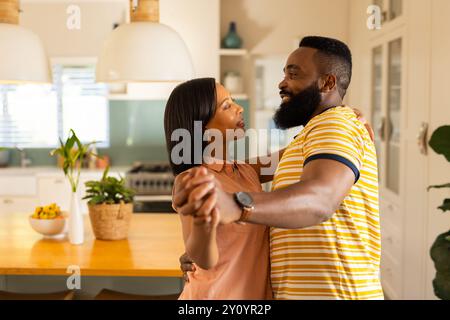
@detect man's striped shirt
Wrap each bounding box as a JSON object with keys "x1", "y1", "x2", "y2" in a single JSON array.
[{"x1": 270, "y1": 106, "x2": 383, "y2": 300}]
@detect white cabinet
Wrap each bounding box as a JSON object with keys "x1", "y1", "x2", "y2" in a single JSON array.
[
  {"x1": 37, "y1": 177, "x2": 71, "y2": 212},
  {"x1": 349, "y1": 0, "x2": 450, "y2": 299},
  {"x1": 380, "y1": 200, "x2": 403, "y2": 299},
  {"x1": 0, "y1": 175, "x2": 38, "y2": 214},
  {"x1": 0, "y1": 196, "x2": 38, "y2": 214},
  {"x1": 0, "y1": 176, "x2": 37, "y2": 197},
  {"x1": 0, "y1": 169, "x2": 125, "y2": 215}
]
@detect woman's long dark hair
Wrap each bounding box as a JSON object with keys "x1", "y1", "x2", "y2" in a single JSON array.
[{"x1": 164, "y1": 78, "x2": 217, "y2": 175}]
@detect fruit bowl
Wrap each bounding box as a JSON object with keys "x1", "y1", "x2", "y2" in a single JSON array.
[
  {"x1": 29, "y1": 215, "x2": 67, "y2": 237},
  {"x1": 29, "y1": 203, "x2": 67, "y2": 237}
]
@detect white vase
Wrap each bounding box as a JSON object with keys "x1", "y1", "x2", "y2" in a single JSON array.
[{"x1": 69, "y1": 191, "x2": 84, "y2": 245}]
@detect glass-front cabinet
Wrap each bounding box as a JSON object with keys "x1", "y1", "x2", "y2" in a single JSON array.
[
  {"x1": 370, "y1": 35, "x2": 404, "y2": 198},
  {"x1": 373, "y1": 0, "x2": 403, "y2": 24}
]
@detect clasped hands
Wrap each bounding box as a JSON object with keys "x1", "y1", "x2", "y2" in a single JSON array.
[{"x1": 172, "y1": 167, "x2": 242, "y2": 225}]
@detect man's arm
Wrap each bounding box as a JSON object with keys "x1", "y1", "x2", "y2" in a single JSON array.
[
  {"x1": 243, "y1": 158, "x2": 355, "y2": 228},
  {"x1": 179, "y1": 159, "x2": 355, "y2": 229},
  {"x1": 174, "y1": 111, "x2": 365, "y2": 229}
]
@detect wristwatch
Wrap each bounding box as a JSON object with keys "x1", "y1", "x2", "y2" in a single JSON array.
[{"x1": 234, "y1": 192, "x2": 255, "y2": 223}]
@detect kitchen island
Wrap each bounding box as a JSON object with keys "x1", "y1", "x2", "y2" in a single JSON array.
[
  {"x1": 0, "y1": 213, "x2": 184, "y2": 277},
  {"x1": 0, "y1": 213, "x2": 185, "y2": 299}
]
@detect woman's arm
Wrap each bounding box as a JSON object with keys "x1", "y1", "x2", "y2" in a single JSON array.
[
  {"x1": 180, "y1": 207, "x2": 220, "y2": 270},
  {"x1": 247, "y1": 148, "x2": 286, "y2": 184},
  {"x1": 176, "y1": 174, "x2": 220, "y2": 270}
]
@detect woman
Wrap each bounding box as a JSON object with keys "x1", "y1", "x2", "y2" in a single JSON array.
[{"x1": 164, "y1": 78, "x2": 276, "y2": 300}]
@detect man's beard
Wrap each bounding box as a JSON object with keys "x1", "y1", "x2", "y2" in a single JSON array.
[{"x1": 273, "y1": 83, "x2": 322, "y2": 130}]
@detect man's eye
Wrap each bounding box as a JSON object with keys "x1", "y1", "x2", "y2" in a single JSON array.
[{"x1": 223, "y1": 103, "x2": 230, "y2": 109}]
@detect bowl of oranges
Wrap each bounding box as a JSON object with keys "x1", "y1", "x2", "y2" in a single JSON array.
[{"x1": 29, "y1": 203, "x2": 67, "y2": 237}]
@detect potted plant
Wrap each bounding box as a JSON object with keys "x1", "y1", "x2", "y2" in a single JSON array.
[
  {"x1": 428, "y1": 125, "x2": 450, "y2": 300},
  {"x1": 50, "y1": 129, "x2": 98, "y2": 245},
  {"x1": 83, "y1": 166, "x2": 135, "y2": 241}
]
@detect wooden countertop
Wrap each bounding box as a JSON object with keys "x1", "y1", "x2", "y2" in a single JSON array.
[{"x1": 0, "y1": 213, "x2": 184, "y2": 277}]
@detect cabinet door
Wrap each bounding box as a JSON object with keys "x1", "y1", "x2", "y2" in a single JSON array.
[
  {"x1": 385, "y1": 38, "x2": 402, "y2": 195},
  {"x1": 373, "y1": 0, "x2": 403, "y2": 23},
  {"x1": 370, "y1": 34, "x2": 404, "y2": 201},
  {"x1": 0, "y1": 176, "x2": 37, "y2": 196},
  {"x1": 371, "y1": 46, "x2": 384, "y2": 180},
  {"x1": 38, "y1": 177, "x2": 71, "y2": 211},
  {"x1": 0, "y1": 197, "x2": 39, "y2": 214}
]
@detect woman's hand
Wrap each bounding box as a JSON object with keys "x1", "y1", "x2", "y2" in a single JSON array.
[
  {"x1": 179, "y1": 252, "x2": 196, "y2": 283},
  {"x1": 353, "y1": 108, "x2": 375, "y2": 142},
  {"x1": 174, "y1": 167, "x2": 222, "y2": 218}
]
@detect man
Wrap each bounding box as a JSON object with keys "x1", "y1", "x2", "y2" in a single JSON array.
[{"x1": 174, "y1": 36, "x2": 383, "y2": 300}]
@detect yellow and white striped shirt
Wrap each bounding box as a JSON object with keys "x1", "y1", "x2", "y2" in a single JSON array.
[{"x1": 270, "y1": 106, "x2": 383, "y2": 300}]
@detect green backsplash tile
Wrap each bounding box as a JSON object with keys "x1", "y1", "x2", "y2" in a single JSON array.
[
  {"x1": 109, "y1": 100, "x2": 167, "y2": 147},
  {"x1": 7, "y1": 99, "x2": 250, "y2": 167}
]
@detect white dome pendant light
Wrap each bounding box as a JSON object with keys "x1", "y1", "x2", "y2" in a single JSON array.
[
  {"x1": 0, "y1": 0, "x2": 51, "y2": 84},
  {"x1": 96, "y1": 0, "x2": 194, "y2": 83}
]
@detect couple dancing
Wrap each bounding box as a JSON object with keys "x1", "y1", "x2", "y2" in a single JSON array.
[{"x1": 164, "y1": 36, "x2": 383, "y2": 300}]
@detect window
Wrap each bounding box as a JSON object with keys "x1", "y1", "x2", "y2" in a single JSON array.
[{"x1": 0, "y1": 64, "x2": 109, "y2": 148}]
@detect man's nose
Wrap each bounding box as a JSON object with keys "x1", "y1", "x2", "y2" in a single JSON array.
[{"x1": 279, "y1": 78, "x2": 287, "y2": 90}]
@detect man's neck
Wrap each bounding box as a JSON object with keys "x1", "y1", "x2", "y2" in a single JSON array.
[{"x1": 310, "y1": 99, "x2": 343, "y2": 119}]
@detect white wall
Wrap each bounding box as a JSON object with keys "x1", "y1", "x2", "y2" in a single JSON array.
[
  {"x1": 20, "y1": 1, "x2": 127, "y2": 57},
  {"x1": 220, "y1": 0, "x2": 350, "y2": 56},
  {"x1": 161, "y1": 0, "x2": 219, "y2": 79},
  {"x1": 346, "y1": 0, "x2": 372, "y2": 116}
]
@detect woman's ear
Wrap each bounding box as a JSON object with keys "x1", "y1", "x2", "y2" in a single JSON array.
[{"x1": 318, "y1": 74, "x2": 337, "y2": 93}]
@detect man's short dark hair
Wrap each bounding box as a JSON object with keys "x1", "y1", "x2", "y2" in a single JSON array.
[{"x1": 300, "y1": 36, "x2": 352, "y2": 98}]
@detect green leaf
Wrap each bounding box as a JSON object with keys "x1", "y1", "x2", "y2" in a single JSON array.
[
  {"x1": 71, "y1": 129, "x2": 83, "y2": 151},
  {"x1": 72, "y1": 150, "x2": 81, "y2": 163},
  {"x1": 65, "y1": 134, "x2": 76, "y2": 155},
  {"x1": 88, "y1": 195, "x2": 106, "y2": 205},
  {"x1": 101, "y1": 166, "x2": 110, "y2": 181},
  {"x1": 50, "y1": 148, "x2": 62, "y2": 157},
  {"x1": 438, "y1": 199, "x2": 450, "y2": 212},
  {"x1": 445, "y1": 236, "x2": 450, "y2": 242},
  {"x1": 82, "y1": 169, "x2": 134, "y2": 205},
  {"x1": 429, "y1": 126, "x2": 450, "y2": 162},
  {"x1": 63, "y1": 162, "x2": 69, "y2": 176},
  {"x1": 428, "y1": 183, "x2": 450, "y2": 191},
  {"x1": 59, "y1": 137, "x2": 64, "y2": 148}
]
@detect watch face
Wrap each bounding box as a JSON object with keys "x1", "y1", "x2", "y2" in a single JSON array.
[{"x1": 236, "y1": 192, "x2": 254, "y2": 208}]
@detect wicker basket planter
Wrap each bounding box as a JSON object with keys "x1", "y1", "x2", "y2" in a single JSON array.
[{"x1": 88, "y1": 202, "x2": 133, "y2": 241}]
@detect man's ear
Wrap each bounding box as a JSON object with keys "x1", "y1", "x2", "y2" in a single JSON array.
[{"x1": 318, "y1": 74, "x2": 337, "y2": 93}]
